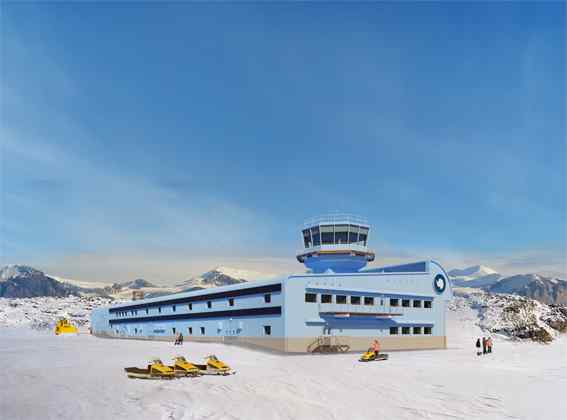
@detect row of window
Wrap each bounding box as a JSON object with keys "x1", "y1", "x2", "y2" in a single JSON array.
[
  {"x1": 390, "y1": 326, "x2": 432, "y2": 335},
  {"x1": 126, "y1": 325, "x2": 273, "y2": 336},
  {"x1": 305, "y1": 293, "x2": 432, "y2": 308},
  {"x1": 302, "y1": 224, "x2": 369, "y2": 248},
  {"x1": 115, "y1": 294, "x2": 273, "y2": 317}
]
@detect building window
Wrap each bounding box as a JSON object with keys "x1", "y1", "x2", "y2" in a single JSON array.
[
  {"x1": 228, "y1": 298, "x2": 234, "y2": 307},
  {"x1": 350, "y1": 296, "x2": 361, "y2": 305},
  {"x1": 305, "y1": 293, "x2": 317, "y2": 303},
  {"x1": 380, "y1": 299, "x2": 384, "y2": 306},
  {"x1": 303, "y1": 229, "x2": 312, "y2": 248},
  {"x1": 402, "y1": 299, "x2": 410, "y2": 307},
  {"x1": 311, "y1": 226, "x2": 320, "y2": 246},
  {"x1": 172, "y1": 327, "x2": 176, "y2": 334},
  {"x1": 158, "y1": 307, "x2": 162, "y2": 313},
  {"x1": 364, "y1": 297, "x2": 374, "y2": 306},
  {"x1": 188, "y1": 303, "x2": 192, "y2": 310},
  {"x1": 188, "y1": 327, "x2": 193, "y2": 335},
  {"x1": 264, "y1": 294, "x2": 271, "y2": 303},
  {"x1": 321, "y1": 294, "x2": 332, "y2": 304},
  {"x1": 402, "y1": 327, "x2": 410, "y2": 335},
  {"x1": 264, "y1": 325, "x2": 271, "y2": 336},
  {"x1": 336, "y1": 295, "x2": 347, "y2": 304},
  {"x1": 390, "y1": 298, "x2": 399, "y2": 307},
  {"x1": 390, "y1": 327, "x2": 399, "y2": 335},
  {"x1": 424, "y1": 327, "x2": 432, "y2": 335},
  {"x1": 207, "y1": 301, "x2": 212, "y2": 309},
  {"x1": 413, "y1": 300, "x2": 422, "y2": 308},
  {"x1": 424, "y1": 301, "x2": 432, "y2": 309},
  {"x1": 200, "y1": 327, "x2": 205, "y2": 335},
  {"x1": 172, "y1": 305, "x2": 176, "y2": 312},
  {"x1": 413, "y1": 327, "x2": 422, "y2": 335}
]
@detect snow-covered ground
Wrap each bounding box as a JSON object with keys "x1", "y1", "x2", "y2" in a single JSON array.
[{"x1": 0, "y1": 305, "x2": 565, "y2": 420}]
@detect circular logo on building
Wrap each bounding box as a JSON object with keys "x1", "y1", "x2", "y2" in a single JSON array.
[{"x1": 434, "y1": 274, "x2": 446, "y2": 293}]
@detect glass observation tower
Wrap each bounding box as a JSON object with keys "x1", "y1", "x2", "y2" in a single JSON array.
[{"x1": 296, "y1": 214, "x2": 375, "y2": 273}]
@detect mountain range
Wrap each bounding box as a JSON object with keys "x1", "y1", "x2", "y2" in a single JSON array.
[
  {"x1": 449, "y1": 265, "x2": 567, "y2": 305},
  {"x1": 0, "y1": 265, "x2": 254, "y2": 299}
]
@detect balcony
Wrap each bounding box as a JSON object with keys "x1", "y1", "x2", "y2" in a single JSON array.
[{"x1": 317, "y1": 303, "x2": 402, "y2": 318}]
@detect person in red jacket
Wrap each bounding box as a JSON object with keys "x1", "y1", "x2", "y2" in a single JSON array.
[{"x1": 372, "y1": 339, "x2": 381, "y2": 355}]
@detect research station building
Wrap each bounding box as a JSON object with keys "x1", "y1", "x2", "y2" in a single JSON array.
[{"x1": 91, "y1": 215, "x2": 453, "y2": 353}]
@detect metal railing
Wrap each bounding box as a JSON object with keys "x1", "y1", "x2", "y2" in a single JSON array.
[
  {"x1": 317, "y1": 303, "x2": 401, "y2": 316},
  {"x1": 297, "y1": 243, "x2": 371, "y2": 256},
  {"x1": 302, "y1": 214, "x2": 369, "y2": 228}
]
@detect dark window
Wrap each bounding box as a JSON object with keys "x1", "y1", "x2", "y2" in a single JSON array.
[
  {"x1": 264, "y1": 325, "x2": 271, "y2": 336},
  {"x1": 228, "y1": 298, "x2": 234, "y2": 307},
  {"x1": 424, "y1": 327, "x2": 432, "y2": 335},
  {"x1": 402, "y1": 326, "x2": 411, "y2": 335},
  {"x1": 200, "y1": 327, "x2": 205, "y2": 335},
  {"x1": 264, "y1": 294, "x2": 271, "y2": 303},
  {"x1": 413, "y1": 327, "x2": 422, "y2": 335},
  {"x1": 305, "y1": 293, "x2": 317, "y2": 303},
  {"x1": 172, "y1": 305, "x2": 176, "y2": 312},
  {"x1": 188, "y1": 327, "x2": 192, "y2": 335},
  {"x1": 172, "y1": 327, "x2": 176, "y2": 334},
  {"x1": 334, "y1": 224, "x2": 348, "y2": 244},
  {"x1": 350, "y1": 296, "x2": 361, "y2": 305},
  {"x1": 188, "y1": 303, "x2": 192, "y2": 310},
  {"x1": 158, "y1": 307, "x2": 162, "y2": 313},
  {"x1": 390, "y1": 298, "x2": 399, "y2": 307},
  {"x1": 424, "y1": 301, "x2": 432, "y2": 309},
  {"x1": 321, "y1": 294, "x2": 332, "y2": 304},
  {"x1": 336, "y1": 295, "x2": 347, "y2": 304},
  {"x1": 402, "y1": 299, "x2": 410, "y2": 307},
  {"x1": 303, "y1": 229, "x2": 312, "y2": 248},
  {"x1": 413, "y1": 300, "x2": 422, "y2": 308},
  {"x1": 390, "y1": 327, "x2": 399, "y2": 335},
  {"x1": 348, "y1": 225, "x2": 359, "y2": 243},
  {"x1": 311, "y1": 227, "x2": 320, "y2": 246},
  {"x1": 380, "y1": 299, "x2": 384, "y2": 306},
  {"x1": 364, "y1": 297, "x2": 374, "y2": 306},
  {"x1": 320, "y1": 225, "x2": 334, "y2": 244},
  {"x1": 207, "y1": 301, "x2": 212, "y2": 309},
  {"x1": 358, "y1": 227, "x2": 369, "y2": 245}
]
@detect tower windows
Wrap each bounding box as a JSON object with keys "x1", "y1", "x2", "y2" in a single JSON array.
[
  {"x1": 336, "y1": 295, "x2": 347, "y2": 304},
  {"x1": 305, "y1": 293, "x2": 317, "y2": 303}
]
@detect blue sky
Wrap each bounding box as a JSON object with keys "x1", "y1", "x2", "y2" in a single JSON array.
[{"x1": 1, "y1": 2, "x2": 565, "y2": 283}]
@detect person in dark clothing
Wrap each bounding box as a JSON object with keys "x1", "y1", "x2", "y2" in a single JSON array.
[
  {"x1": 482, "y1": 337, "x2": 487, "y2": 355},
  {"x1": 487, "y1": 337, "x2": 492, "y2": 353},
  {"x1": 476, "y1": 338, "x2": 482, "y2": 356},
  {"x1": 179, "y1": 332, "x2": 184, "y2": 345}
]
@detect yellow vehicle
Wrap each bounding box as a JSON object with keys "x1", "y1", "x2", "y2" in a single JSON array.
[
  {"x1": 359, "y1": 349, "x2": 389, "y2": 362},
  {"x1": 124, "y1": 359, "x2": 176, "y2": 379},
  {"x1": 54, "y1": 319, "x2": 79, "y2": 335},
  {"x1": 193, "y1": 355, "x2": 235, "y2": 375},
  {"x1": 168, "y1": 356, "x2": 201, "y2": 377}
]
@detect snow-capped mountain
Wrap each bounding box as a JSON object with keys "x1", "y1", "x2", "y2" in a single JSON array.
[
  {"x1": 0, "y1": 265, "x2": 80, "y2": 298},
  {"x1": 449, "y1": 265, "x2": 502, "y2": 288},
  {"x1": 448, "y1": 265, "x2": 498, "y2": 278},
  {"x1": 176, "y1": 266, "x2": 251, "y2": 291}
]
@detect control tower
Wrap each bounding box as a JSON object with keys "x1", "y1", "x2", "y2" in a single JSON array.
[{"x1": 296, "y1": 214, "x2": 375, "y2": 273}]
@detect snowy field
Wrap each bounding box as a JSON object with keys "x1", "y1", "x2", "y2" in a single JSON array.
[{"x1": 1, "y1": 307, "x2": 566, "y2": 420}]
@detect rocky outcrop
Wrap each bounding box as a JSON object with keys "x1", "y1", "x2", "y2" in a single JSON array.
[{"x1": 453, "y1": 289, "x2": 567, "y2": 343}]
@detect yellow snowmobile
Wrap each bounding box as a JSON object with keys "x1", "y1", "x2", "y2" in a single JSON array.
[
  {"x1": 124, "y1": 359, "x2": 176, "y2": 379},
  {"x1": 168, "y1": 356, "x2": 201, "y2": 377},
  {"x1": 193, "y1": 355, "x2": 235, "y2": 375},
  {"x1": 54, "y1": 319, "x2": 78, "y2": 335},
  {"x1": 359, "y1": 349, "x2": 389, "y2": 362}
]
